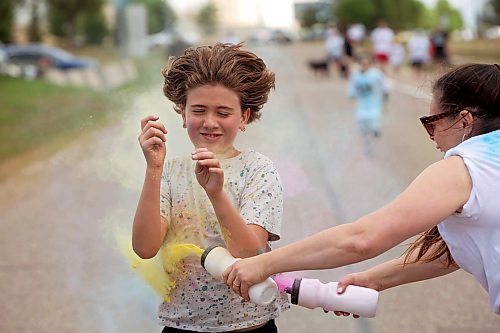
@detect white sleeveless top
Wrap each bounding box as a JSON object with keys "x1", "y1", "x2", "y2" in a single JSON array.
[{"x1": 438, "y1": 129, "x2": 500, "y2": 314}]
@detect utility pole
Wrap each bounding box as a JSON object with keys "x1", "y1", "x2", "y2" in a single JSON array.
[{"x1": 113, "y1": 0, "x2": 129, "y2": 59}]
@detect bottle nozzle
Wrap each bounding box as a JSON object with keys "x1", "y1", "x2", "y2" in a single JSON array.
[{"x1": 288, "y1": 278, "x2": 302, "y2": 305}]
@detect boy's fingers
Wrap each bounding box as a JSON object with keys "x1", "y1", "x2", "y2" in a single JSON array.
[
  {"x1": 142, "y1": 119, "x2": 167, "y2": 135},
  {"x1": 139, "y1": 128, "x2": 165, "y2": 145},
  {"x1": 192, "y1": 147, "x2": 210, "y2": 155},
  {"x1": 144, "y1": 127, "x2": 166, "y2": 141},
  {"x1": 191, "y1": 150, "x2": 214, "y2": 160},
  {"x1": 144, "y1": 137, "x2": 164, "y2": 147},
  {"x1": 209, "y1": 168, "x2": 223, "y2": 175},
  {"x1": 140, "y1": 115, "x2": 159, "y2": 130},
  {"x1": 196, "y1": 158, "x2": 220, "y2": 167}
]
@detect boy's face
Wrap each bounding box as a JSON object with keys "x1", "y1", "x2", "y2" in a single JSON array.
[
  {"x1": 181, "y1": 84, "x2": 249, "y2": 157},
  {"x1": 360, "y1": 59, "x2": 370, "y2": 71}
]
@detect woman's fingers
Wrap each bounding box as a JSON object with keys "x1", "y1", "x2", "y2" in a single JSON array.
[
  {"x1": 337, "y1": 274, "x2": 359, "y2": 294},
  {"x1": 224, "y1": 265, "x2": 249, "y2": 300},
  {"x1": 239, "y1": 282, "x2": 250, "y2": 301},
  {"x1": 332, "y1": 310, "x2": 359, "y2": 318}
]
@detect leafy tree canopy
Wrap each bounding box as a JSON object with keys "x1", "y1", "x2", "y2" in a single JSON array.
[
  {"x1": 333, "y1": 0, "x2": 462, "y2": 31},
  {"x1": 196, "y1": 1, "x2": 218, "y2": 36}
]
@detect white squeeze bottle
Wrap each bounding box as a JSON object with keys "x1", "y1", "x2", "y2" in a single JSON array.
[
  {"x1": 286, "y1": 278, "x2": 379, "y2": 317},
  {"x1": 201, "y1": 246, "x2": 278, "y2": 306}
]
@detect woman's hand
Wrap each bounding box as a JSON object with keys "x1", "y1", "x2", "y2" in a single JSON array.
[
  {"x1": 223, "y1": 255, "x2": 269, "y2": 301},
  {"x1": 138, "y1": 115, "x2": 167, "y2": 169},
  {"x1": 192, "y1": 148, "x2": 224, "y2": 198},
  {"x1": 332, "y1": 272, "x2": 379, "y2": 318}
]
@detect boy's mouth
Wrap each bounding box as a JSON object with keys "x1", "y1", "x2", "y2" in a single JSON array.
[{"x1": 201, "y1": 133, "x2": 223, "y2": 141}]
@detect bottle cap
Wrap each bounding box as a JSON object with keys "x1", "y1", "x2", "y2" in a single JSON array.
[
  {"x1": 200, "y1": 245, "x2": 219, "y2": 268},
  {"x1": 289, "y1": 278, "x2": 302, "y2": 305}
]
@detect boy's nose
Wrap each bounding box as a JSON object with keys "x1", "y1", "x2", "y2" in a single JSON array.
[{"x1": 203, "y1": 114, "x2": 218, "y2": 128}]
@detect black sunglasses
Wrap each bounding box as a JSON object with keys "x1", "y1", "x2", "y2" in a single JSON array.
[{"x1": 419, "y1": 111, "x2": 459, "y2": 136}]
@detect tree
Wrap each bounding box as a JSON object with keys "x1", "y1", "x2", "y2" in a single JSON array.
[
  {"x1": 299, "y1": 8, "x2": 321, "y2": 29},
  {"x1": 163, "y1": 1, "x2": 177, "y2": 31},
  {"x1": 28, "y1": 0, "x2": 42, "y2": 42},
  {"x1": 378, "y1": 0, "x2": 426, "y2": 31},
  {"x1": 79, "y1": 10, "x2": 108, "y2": 44},
  {"x1": 333, "y1": 0, "x2": 460, "y2": 31},
  {"x1": 334, "y1": 0, "x2": 376, "y2": 28},
  {"x1": 47, "y1": 0, "x2": 105, "y2": 46},
  {"x1": 132, "y1": 0, "x2": 177, "y2": 34},
  {"x1": 196, "y1": 1, "x2": 218, "y2": 36},
  {"x1": 297, "y1": 1, "x2": 333, "y2": 29},
  {"x1": 481, "y1": 0, "x2": 500, "y2": 25},
  {"x1": 0, "y1": 0, "x2": 15, "y2": 43},
  {"x1": 434, "y1": 0, "x2": 463, "y2": 31}
]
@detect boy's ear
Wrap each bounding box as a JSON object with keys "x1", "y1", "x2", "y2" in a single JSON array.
[
  {"x1": 181, "y1": 107, "x2": 187, "y2": 128},
  {"x1": 242, "y1": 108, "x2": 250, "y2": 124}
]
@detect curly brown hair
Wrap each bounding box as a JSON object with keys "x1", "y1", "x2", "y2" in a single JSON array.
[{"x1": 161, "y1": 43, "x2": 275, "y2": 124}]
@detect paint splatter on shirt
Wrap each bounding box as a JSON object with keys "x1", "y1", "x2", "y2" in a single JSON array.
[{"x1": 158, "y1": 149, "x2": 289, "y2": 331}]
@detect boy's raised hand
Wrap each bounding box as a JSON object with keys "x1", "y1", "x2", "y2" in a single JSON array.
[
  {"x1": 192, "y1": 148, "x2": 224, "y2": 198},
  {"x1": 139, "y1": 115, "x2": 167, "y2": 169}
]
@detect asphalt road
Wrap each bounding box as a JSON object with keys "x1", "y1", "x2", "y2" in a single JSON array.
[{"x1": 1, "y1": 42, "x2": 499, "y2": 333}]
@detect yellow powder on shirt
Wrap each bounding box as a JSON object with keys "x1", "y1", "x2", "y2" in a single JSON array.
[{"x1": 115, "y1": 231, "x2": 204, "y2": 301}]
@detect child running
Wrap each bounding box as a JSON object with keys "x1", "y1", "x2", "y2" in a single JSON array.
[
  {"x1": 348, "y1": 56, "x2": 389, "y2": 156},
  {"x1": 132, "y1": 43, "x2": 289, "y2": 333}
]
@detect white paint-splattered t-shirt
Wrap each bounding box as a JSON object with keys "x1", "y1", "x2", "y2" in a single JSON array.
[{"x1": 158, "y1": 149, "x2": 290, "y2": 332}]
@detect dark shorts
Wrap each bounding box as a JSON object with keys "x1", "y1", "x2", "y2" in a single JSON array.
[
  {"x1": 411, "y1": 60, "x2": 424, "y2": 69},
  {"x1": 162, "y1": 319, "x2": 278, "y2": 333}
]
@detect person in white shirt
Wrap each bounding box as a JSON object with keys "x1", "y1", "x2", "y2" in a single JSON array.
[
  {"x1": 389, "y1": 36, "x2": 406, "y2": 73},
  {"x1": 325, "y1": 27, "x2": 346, "y2": 77},
  {"x1": 223, "y1": 63, "x2": 500, "y2": 317},
  {"x1": 370, "y1": 20, "x2": 394, "y2": 71},
  {"x1": 407, "y1": 28, "x2": 431, "y2": 78},
  {"x1": 133, "y1": 43, "x2": 289, "y2": 333}
]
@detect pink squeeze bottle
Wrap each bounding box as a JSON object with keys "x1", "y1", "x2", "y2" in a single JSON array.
[{"x1": 286, "y1": 278, "x2": 379, "y2": 317}]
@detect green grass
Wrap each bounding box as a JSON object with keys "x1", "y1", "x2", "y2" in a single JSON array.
[
  {"x1": 0, "y1": 49, "x2": 165, "y2": 163},
  {"x1": 0, "y1": 77, "x2": 119, "y2": 158}
]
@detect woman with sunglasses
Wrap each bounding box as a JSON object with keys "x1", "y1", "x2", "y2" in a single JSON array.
[{"x1": 223, "y1": 63, "x2": 500, "y2": 316}]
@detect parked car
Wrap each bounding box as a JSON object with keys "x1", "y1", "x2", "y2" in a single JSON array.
[
  {"x1": 247, "y1": 29, "x2": 294, "y2": 45},
  {"x1": 4, "y1": 44, "x2": 99, "y2": 78}
]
